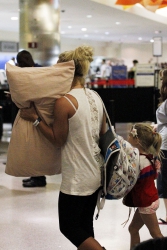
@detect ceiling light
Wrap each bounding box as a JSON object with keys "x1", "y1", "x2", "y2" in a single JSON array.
[
  {"x1": 81, "y1": 28, "x2": 87, "y2": 31},
  {"x1": 11, "y1": 17, "x2": 18, "y2": 20},
  {"x1": 115, "y1": 22, "x2": 120, "y2": 25},
  {"x1": 138, "y1": 37, "x2": 142, "y2": 40},
  {"x1": 150, "y1": 39, "x2": 154, "y2": 43},
  {"x1": 155, "y1": 30, "x2": 161, "y2": 34},
  {"x1": 68, "y1": 26, "x2": 72, "y2": 29},
  {"x1": 87, "y1": 15, "x2": 92, "y2": 18},
  {"x1": 105, "y1": 32, "x2": 109, "y2": 35}
]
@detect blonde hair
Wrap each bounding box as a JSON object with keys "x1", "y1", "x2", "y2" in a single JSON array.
[
  {"x1": 131, "y1": 123, "x2": 162, "y2": 158},
  {"x1": 58, "y1": 45, "x2": 93, "y2": 87}
]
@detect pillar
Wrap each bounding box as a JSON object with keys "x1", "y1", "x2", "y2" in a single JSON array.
[{"x1": 19, "y1": 0, "x2": 60, "y2": 66}]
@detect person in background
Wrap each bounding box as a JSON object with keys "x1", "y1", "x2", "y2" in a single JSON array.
[
  {"x1": 125, "y1": 123, "x2": 163, "y2": 250},
  {"x1": 5, "y1": 57, "x2": 15, "y2": 68},
  {"x1": 88, "y1": 66, "x2": 95, "y2": 82},
  {"x1": 100, "y1": 59, "x2": 111, "y2": 80},
  {"x1": 20, "y1": 45, "x2": 107, "y2": 250},
  {"x1": 100, "y1": 59, "x2": 106, "y2": 79},
  {"x1": 16, "y1": 50, "x2": 47, "y2": 188},
  {"x1": 107, "y1": 60, "x2": 112, "y2": 79},
  {"x1": 155, "y1": 69, "x2": 167, "y2": 224},
  {"x1": 128, "y1": 59, "x2": 138, "y2": 79}
]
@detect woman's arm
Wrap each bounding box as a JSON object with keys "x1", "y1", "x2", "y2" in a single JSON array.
[
  {"x1": 20, "y1": 98, "x2": 71, "y2": 147},
  {"x1": 20, "y1": 103, "x2": 57, "y2": 144}
]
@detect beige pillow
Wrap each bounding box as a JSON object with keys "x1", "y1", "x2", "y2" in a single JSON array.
[
  {"x1": 5, "y1": 61, "x2": 75, "y2": 177},
  {"x1": 6, "y1": 61, "x2": 74, "y2": 108}
]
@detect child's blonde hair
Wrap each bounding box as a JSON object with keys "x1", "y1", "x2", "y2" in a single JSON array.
[
  {"x1": 130, "y1": 123, "x2": 162, "y2": 158},
  {"x1": 58, "y1": 45, "x2": 93, "y2": 87}
]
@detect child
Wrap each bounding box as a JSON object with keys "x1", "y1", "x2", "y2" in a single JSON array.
[{"x1": 126, "y1": 123, "x2": 164, "y2": 250}]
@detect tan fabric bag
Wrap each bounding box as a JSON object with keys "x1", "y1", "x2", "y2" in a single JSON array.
[{"x1": 5, "y1": 61, "x2": 75, "y2": 177}]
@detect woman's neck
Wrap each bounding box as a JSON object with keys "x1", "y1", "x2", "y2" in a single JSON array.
[
  {"x1": 71, "y1": 79, "x2": 84, "y2": 89},
  {"x1": 71, "y1": 85, "x2": 84, "y2": 89}
]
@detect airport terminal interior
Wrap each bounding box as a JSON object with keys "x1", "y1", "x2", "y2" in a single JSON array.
[
  {"x1": 0, "y1": 123, "x2": 167, "y2": 250},
  {"x1": 1, "y1": 0, "x2": 167, "y2": 250}
]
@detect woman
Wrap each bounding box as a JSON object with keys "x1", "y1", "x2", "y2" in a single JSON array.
[
  {"x1": 156, "y1": 69, "x2": 167, "y2": 224},
  {"x1": 20, "y1": 45, "x2": 107, "y2": 250}
]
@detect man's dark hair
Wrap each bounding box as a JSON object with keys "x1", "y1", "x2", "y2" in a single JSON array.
[
  {"x1": 133, "y1": 60, "x2": 138, "y2": 64},
  {"x1": 16, "y1": 50, "x2": 35, "y2": 67}
]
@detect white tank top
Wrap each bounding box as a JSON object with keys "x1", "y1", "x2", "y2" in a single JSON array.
[{"x1": 60, "y1": 88, "x2": 104, "y2": 195}]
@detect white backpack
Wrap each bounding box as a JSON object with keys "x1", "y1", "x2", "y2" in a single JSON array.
[
  {"x1": 103, "y1": 134, "x2": 140, "y2": 200},
  {"x1": 95, "y1": 94, "x2": 140, "y2": 219}
]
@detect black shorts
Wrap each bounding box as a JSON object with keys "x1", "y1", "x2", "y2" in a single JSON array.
[
  {"x1": 58, "y1": 188, "x2": 99, "y2": 247},
  {"x1": 157, "y1": 150, "x2": 167, "y2": 198}
]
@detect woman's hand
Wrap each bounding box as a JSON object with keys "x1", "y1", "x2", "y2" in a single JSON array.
[{"x1": 20, "y1": 102, "x2": 38, "y2": 122}]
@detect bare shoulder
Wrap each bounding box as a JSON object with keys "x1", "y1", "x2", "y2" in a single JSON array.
[
  {"x1": 54, "y1": 96, "x2": 77, "y2": 119},
  {"x1": 56, "y1": 94, "x2": 78, "y2": 109},
  {"x1": 54, "y1": 96, "x2": 70, "y2": 109}
]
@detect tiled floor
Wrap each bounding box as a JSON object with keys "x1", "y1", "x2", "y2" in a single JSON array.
[{"x1": 0, "y1": 123, "x2": 167, "y2": 250}]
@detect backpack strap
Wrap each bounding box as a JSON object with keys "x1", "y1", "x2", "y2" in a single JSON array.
[
  {"x1": 91, "y1": 91, "x2": 118, "y2": 219},
  {"x1": 95, "y1": 189, "x2": 105, "y2": 220},
  {"x1": 91, "y1": 90, "x2": 116, "y2": 136}
]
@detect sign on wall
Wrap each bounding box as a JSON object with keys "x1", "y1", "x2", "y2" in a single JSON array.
[
  {"x1": 0, "y1": 41, "x2": 18, "y2": 52},
  {"x1": 28, "y1": 42, "x2": 38, "y2": 48},
  {"x1": 153, "y1": 37, "x2": 162, "y2": 57},
  {"x1": 135, "y1": 64, "x2": 155, "y2": 87}
]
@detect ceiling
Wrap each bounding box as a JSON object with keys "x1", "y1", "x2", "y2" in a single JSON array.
[{"x1": 0, "y1": 0, "x2": 167, "y2": 44}]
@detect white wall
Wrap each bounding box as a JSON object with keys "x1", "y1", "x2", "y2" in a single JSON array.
[
  {"x1": 120, "y1": 43, "x2": 167, "y2": 70},
  {"x1": 0, "y1": 31, "x2": 19, "y2": 42},
  {"x1": 60, "y1": 37, "x2": 167, "y2": 70},
  {"x1": 0, "y1": 31, "x2": 167, "y2": 70}
]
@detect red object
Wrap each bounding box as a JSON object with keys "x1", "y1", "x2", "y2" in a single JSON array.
[
  {"x1": 91, "y1": 79, "x2": 134, "y2": 86},
  {"x1": 28, "y1": 42, "x2": 38, "y2": 48}
]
